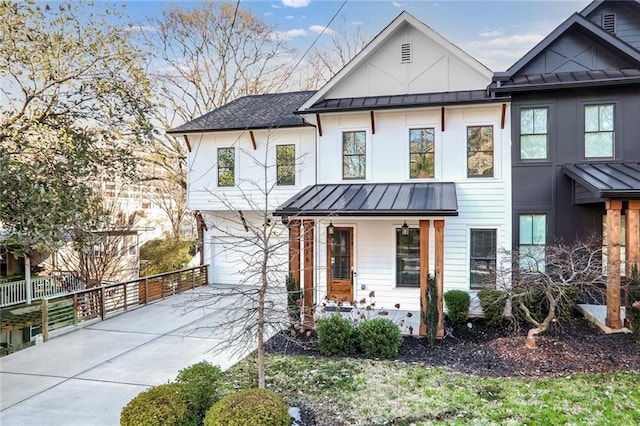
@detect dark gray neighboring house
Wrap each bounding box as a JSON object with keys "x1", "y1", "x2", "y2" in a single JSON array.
[{"x1": 489, "y1": 0, "x2": 640, "y2": 329}]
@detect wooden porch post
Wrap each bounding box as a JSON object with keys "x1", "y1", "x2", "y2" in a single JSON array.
[
  {"x1": 289, "y1": 220, "x2": 301, "y2": 285},
  {"x1": 606, "y1": 200, "x2": 623, "y2": 329},
  {"x1": 626, "y1": 201, "x2": 640, "y2": 276},
  {"x1": 303, "y1": 220, "x2": 315, "y2": 329},
  {"x1": 419, "y1": 220, "x2": 430, "y2": 336},
  {"x1": 435, "y1": 220, "x2": 445, "y2": 339}
]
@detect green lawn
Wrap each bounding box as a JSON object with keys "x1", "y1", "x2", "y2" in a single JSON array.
[{"x1": 224, "y1": 354, "x2": 640, "y2": 425}]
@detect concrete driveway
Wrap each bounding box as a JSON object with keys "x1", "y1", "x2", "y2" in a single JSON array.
[{"x1": 0, "y1": 286, "x2": 258, "y2": 426}]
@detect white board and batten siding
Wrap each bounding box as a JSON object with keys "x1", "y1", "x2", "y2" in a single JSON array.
[
  {"x1": 305, "y1": 105, "x2": 512, "y2": 313},
  {"x1": 186, "y1": 127, "x2": 316, "y2": 212}
]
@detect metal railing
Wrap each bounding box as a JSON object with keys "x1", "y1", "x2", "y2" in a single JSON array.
[{"x1": 40, "y1": 265, "x2": 208, "y2": 341}]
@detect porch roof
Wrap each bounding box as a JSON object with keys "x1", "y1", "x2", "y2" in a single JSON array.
[
  {"x1": 273, "y1": 182, "x2": 458, "y2": 217},
  {"x1": 563, "y1": 162, "x2": 640, "y2": 198}
]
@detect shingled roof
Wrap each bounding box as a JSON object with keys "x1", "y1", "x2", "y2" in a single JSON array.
[{"x1": 167, "y1": 91, "x2": 316, "y2": 134}]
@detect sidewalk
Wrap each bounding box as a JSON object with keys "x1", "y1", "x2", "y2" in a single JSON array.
[{"x1": 0, "y1": 286, "x2": 252, "y2": 426}]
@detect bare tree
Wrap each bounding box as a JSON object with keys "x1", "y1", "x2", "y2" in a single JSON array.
[
  {"x1": 185, "y1": 132, "x2": 310, "y2": 388},
  {"x1": 497, "y1": 236, "x2": 606, "y2": 349},
  {"x1": 304, "y1": 18, "x2": 371, "y2": 89},
  {"x1": 136, "y1": 2, "x2": 296, "y2": 241}
]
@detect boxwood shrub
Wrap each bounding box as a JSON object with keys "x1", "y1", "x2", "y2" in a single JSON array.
[
  {"x1": 316, "y1": 314, "x2": 358, "y2": 356},
  {"x1": 176, "y1": 362, "x2": 224, "y2": 422},
  {"x1": 120, "y1": 383, "x2": 193, "y2": 426},
  {"x1": 358, "y1": 318, "x2": 403, "y2": 359},
  {"x1": 444, "y1": 290, "x2": 471, "y2": 323},
  {"x1": 204, "y1": 388, "x2": 290, "y2": 426},
  {"x1": 478, "y1": 288, "x2": 507, "y2": 327}
]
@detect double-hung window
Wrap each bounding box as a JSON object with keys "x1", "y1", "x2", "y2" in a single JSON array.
[
  {"x1": 585, "y1": 104, "x2": 614, "y2": 158},
  {"x1": 470, "y1": 229, "x2": 496, "y2": 289},
  {"x1": 276, "y1": 145, "x2": 295, "y2": 186},
  {"x1": 217, "y1": 147, "x2": 235, "y2": 187},
  {"x1": 396, "y1": 227, "x2": 420, "y2": 287},
  {"x1": 343, "y1": 131, "x2": 366, "y2": 179},
  {"x1": 519, "y1": 214, "x2": 546, "y2": 271},
  {"x1": 467, "y1": 126, "x2": 494, "y2": 177},
  {"x1": 409, "y1": 128, "x2": 435, "y2": 178},
  {"x1": 520, "y1": 108, "x2": 548, "y2": 160}
]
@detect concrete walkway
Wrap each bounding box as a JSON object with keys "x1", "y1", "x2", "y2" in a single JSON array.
[{"x1": 0, "y1": 286, "x2": 254, "y2": 426}]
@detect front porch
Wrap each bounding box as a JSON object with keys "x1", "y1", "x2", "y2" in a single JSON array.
[{"x1": 274, "y1": 182, "x2": 460, "y2": 339}]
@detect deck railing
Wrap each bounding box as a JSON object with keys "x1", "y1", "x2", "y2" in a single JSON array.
[
  {"x1": 1, "y1": 265, "x2": 208, "y2": 343},
  {"x1": 0, "y1": 274, "x2": 85, "y2": 307}
]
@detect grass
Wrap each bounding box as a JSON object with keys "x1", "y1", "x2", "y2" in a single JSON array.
[{"x1": 223, "y1": 354, "x2": 640, "y2": 425}]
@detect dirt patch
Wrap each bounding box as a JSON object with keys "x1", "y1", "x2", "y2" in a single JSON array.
[{"x1": 266, "y1": 315, "x2": 640, "y2": 378}]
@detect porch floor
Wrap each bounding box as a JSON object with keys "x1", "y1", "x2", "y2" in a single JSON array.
[{"x1": 577, "y1": 304, "x2": 631, "y2": 334}]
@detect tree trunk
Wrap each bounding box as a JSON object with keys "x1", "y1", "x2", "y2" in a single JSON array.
[
  {"x1": 257, "y1": 256, "x2": 268, "y2": 389},
  {"x1": 525, "y1": 295, "x2": 559, "y2": 349}
]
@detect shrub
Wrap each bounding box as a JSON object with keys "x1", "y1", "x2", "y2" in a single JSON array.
[
  {"x1": 176, "y1": 362, "x2": 224, "y2": 422},
  {"x1": 140, "y1": 239, "x2": 195, "y2": 276},
  {"x1": 316, "y1": 314, "x2": 358, "y2": 356},
  {"x1": 424, "y1": 274, "x2": 438, "y2": 345},
  {"x1": 478, "y1": 289, "x2": 507, "y2": 327},
  {"x1": 120, "y1": 383, "x2": 192, "y2": 426},
  {"x1": 204, "y1": 388, "x2": 290, "y2": 426},
  {"x1": 285, "y1": 273, "x2": 301, "y2": 324},
  {"x1": 444, "y1": 290, "x2": 470, "y2": 323},
  {"x1": 627, "y1": 265, "x2": 640, "y2": 342},
  {"x1": 358, "y1": 318, "x2": 403, "y2": 359}
]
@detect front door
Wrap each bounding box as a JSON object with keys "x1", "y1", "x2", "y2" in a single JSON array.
[{"x1": 327, "y1": 227, "x2": 354, "y2": 301}]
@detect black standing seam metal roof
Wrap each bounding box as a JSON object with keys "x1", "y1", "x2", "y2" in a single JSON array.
[
  {"x1": 167, "y1": 91, "x2": 316, "y2": 134},
  {"x1": 298, "y1": 90, "x2": 509, "y2": 114},
  {"x1": 563, "y1": 162, "x2": 640, "y2": 198},
  {"x1": 273, "y1": 183, "x2": 458, "y2": 217},
  {"x1": 490, "y1": 68, "x2": 640, "y2": 92}
]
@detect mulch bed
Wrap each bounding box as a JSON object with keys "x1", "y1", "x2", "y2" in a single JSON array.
[{"x1": 266, "y1": 315, "x2": 640, "y2": 378}]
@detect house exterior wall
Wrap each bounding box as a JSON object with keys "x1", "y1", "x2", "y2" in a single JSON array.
[
  {"x1": 585, "y1": 2, "x2": 640, "y2": 50},
  {"x1": 327, "y1": 21, "x2": 490, "y2": 99},
  {"x1": 510, "y1": 86, "x2": 640, "y2": 249},
  {"x1": 305, "y1": 104, "x2": 512, "y2": 312},
  {"x1": 186, "y1": 127, "x2": 317, "y2": 212}
]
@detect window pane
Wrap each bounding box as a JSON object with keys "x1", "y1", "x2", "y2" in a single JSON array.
[
  {"x1": 343, "y1": 131, "x2": 366, "y2": 179},
  {"x1": 397, "y1": 228, "x2": 420, "y2": 287},
  {"x1": 410, "y1": 128, "x2": 435, "y2": 178},
  {"x1": 532, "y1": 215, "x2": 546, "y2": 244},
  {"x1": 467, "y1": 126, "x2": 494, "y2": 177},
  {"x1": 585, "y1": 132, "x2": 613, "y2": 157},
  {"x1": 470, "y1": 229, "x2": 496, "y2": 289},
  {"x1": 600, "y1": 105, "x2": 614, "y2": 131},
  {"x1": 521, "y1": 135, "x2": 547, "y2": 159},
  {"x1": 520, "y1": 109, "x2": 534, "y2": 134},
  {"x1": 533, "y1": 109, "x2": 547, "y2": 133},
  {"x1": 519, "y1": 215, "x2": 533, "y2": 245},
  {"x1": 276, "y1": 145, "x2": 295, "y2": 185},
  {"x1": 585, "y1": 106, "x2": 600, "y2": 132},
  {"x1": 217, "y1": 148, "x2": 234, "y2": 187}
]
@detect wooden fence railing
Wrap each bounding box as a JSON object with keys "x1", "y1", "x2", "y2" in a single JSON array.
[{"x1": 28, "y1": 266, "x2": 207, "y2": 342}]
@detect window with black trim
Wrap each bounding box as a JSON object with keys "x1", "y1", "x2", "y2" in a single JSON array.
[
  {"x1": 520, "y1": 108, "x2": 548, "y2": 160},
  {"x1": 467, "y1": 126, "x2": 494, "y2": 177},
  {"x1": 343, "y1": 131, "x2": 366, "y2": 179},
  {"x1": 410, "y1": 128, "x2": 435, "y2": 178},
  {"x1": 396, "y1": 228, "x2": 420, "y2": 287},
  {"x1": 519, "y1": 214, "x2": 546, "y2": 271},
  {"x1": 276, "y1": 144, "x2": 295, "y2": 185},
  {"x1": 470, "y1": 229, "x2": 496, "y2": 289},
  {"x1": 217, "y1": 147, "x2": 235, "y2": 187},
  {"x1": 585, "y1": 104, "x2": 614, "y2": 158}
]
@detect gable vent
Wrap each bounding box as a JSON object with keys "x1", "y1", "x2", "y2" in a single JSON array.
[
  {"x1": 602, "y1": 13, "x2": 616, "y2": 34},
  {"x1": 401, "y1": 43, "x2": 412, "y2": 63}
]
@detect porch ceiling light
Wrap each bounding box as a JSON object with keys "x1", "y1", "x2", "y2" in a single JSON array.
[
  {"x1": 328, "y1": 222, "x2": 334, "y2": 235},
  {"x1": 401, "y1": 221, "x2": 410, "y2": 236}
]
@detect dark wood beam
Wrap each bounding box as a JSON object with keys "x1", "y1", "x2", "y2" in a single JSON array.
[
  {"x1": 606, "y1": 200, "x2": 622, "y2": 329},
  {"x1": 370, "y1": 111, "x2": 376, "y2": 135},
  {"x1": 435, "y1": 220, "x2": 445, "y2": 339},
  {"x1": 501, "y1": 103, "x2": 507, "y2": 129},
  {"x1": 441, "y1": 107, "x2": 445, "y2": 132},
  {"x1": 249, "y1": 130, "x2": 257, "y2": 150},
  {"x1": 316, "y1": 113, "x2": 323, "y2": 137},
  {"x1": 303, "y1": 220, "x2": 315, "y2": 329},
  {"x1": 183, "y1": 135, "x2": 191, "y2": 152}
]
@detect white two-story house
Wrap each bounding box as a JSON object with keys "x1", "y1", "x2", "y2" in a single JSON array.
[{"x1": 170, "y1": 12, "x2": 512, "y2": 336}]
